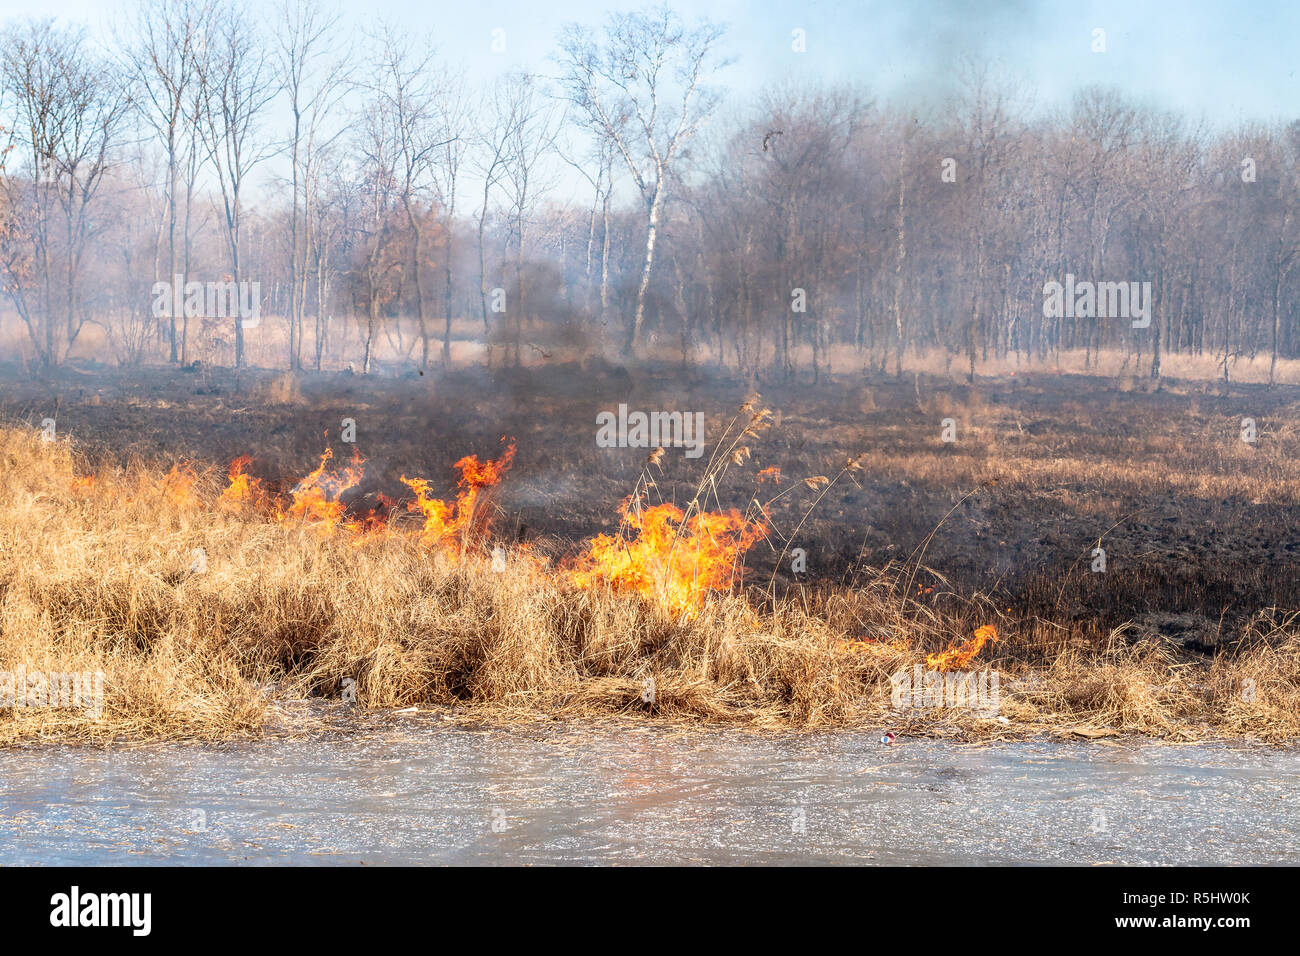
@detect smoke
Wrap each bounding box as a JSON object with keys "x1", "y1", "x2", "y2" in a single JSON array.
[{"x1": 872, "y1": 0, "x2": 1044, "y2": 108}]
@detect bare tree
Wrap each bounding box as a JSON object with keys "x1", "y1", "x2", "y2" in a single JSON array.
[
  {"x1": 559, "y1": 131, "x2": 617, "y2": 325},
  {"x1": 177, "y1": 65, "x2": 209, "y2": 364},
  {"x1": 0, "y1": 19, "x2": 129, "y2": 368},
  {"x1": 430, "y1": 72, "x2": 471, "y2": 367},
  {"x1": 473, "y1": 75, "x2": 522, "y2": 356},
  {"x1": 365, "y1": 24, "x2": 453, "y2": 369},
  {"x1": 278, "y1": 0, "x2": 351, "y2": 370},
  {"x1": 559, "y1": 5, "x2": 727, "y2": 350},
  {"x1": 354, "y1": 89, "x2": 401, "y2": 374},
  {"x1": 954, "y1": 62, "x2": 1023, "y2": 382},
  {"x1": 307, "y1": 144, "x2": 353, "y2": 370},
  {"x1": 192, "y1": 0, "x2": 280, "y2": 367},
  {"x1": 500, "y1": 73, "x2": 562, "y2": 366},
  {"x1": 121, "y1": 0, "x2": 211, "y2": 363}
]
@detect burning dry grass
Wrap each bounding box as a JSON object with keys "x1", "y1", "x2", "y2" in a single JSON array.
[{"x1": 1, "y1": 422, "x2": 1298, "y2": 746}]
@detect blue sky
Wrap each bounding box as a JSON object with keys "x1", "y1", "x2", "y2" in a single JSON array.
[
  {"x1": 5, "y1": 0, "x2": 1295, "y2": 124},
  {"x1": 1, "y1": 0, "x2": 1295, "y2": 200}
]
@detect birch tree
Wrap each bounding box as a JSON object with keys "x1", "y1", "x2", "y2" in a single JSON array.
[{"x1": 558, "y1": 5, "x2": 726, "y2": 351}]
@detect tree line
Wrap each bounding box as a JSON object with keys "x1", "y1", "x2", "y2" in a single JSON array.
[{"x1": 1, "y1": 1, "x2": 1297, "y2": 384}]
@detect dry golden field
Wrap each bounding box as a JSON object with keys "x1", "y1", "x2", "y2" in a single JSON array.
[{"x1": 2, "y1": 353, "x2": 1298, "y2": 744}]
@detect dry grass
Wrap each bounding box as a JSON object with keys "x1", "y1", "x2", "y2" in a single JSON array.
[{"x1": 1, "y1": 424, "x2": 1298, "y2": 746}]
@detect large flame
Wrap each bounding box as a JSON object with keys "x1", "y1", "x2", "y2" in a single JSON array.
[
  {"x1": 278, "y1": 446, "x2": 367, "y2": 533},
  {"x1": 926, "y1": 625, "x2": 998, "y2": 671},
  {"x1": 161, "y1": 463, "x2": 200, "y2": 509},
  {"x1": 55, "y1": 437, "x2": 996, "y2": 662},
  {"x1": 218, "y1": 455, "x2": 266, "y2": 511},
  {"x1": 72, "y1": 437, "x2": 765, "y2": 604},
  {"x1": 568, "y1": 499, "x2": 767, "y2": 615},
  {"x1": 208, "y1": 440, "x2": 516, "y2": 549},
  {"x1": 402, "y1": 443, "x2": 515, "y2": 552}
]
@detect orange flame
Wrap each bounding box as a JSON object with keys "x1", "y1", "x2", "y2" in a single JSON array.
[
  {"x1": 402, "y1": 443, "x2": 515, "y2": 553},
  {"x1": 70, "y1": 439, "x2": 773, "y2": 603},
  {"x1": 218, "y1": 455, "x2": 266, "y2": 511},
  {"x1": 208, "y1": 441, "x2": 515, "y2": 549},
  {"x1": 161, "y1": 463, "x2": 200, "y2": 509},
  {"x1": 278, "y1": 446, "x2": 367, "y2": 534},
  {"x1": 569, "y1": 500, "x2": 767, "y2": 615},
  {"x1": 926, "y1": 624, "x2": 998, "y2": 671},
  {"x1": 841, "y1": 636, "x2": 908, "y2": 656},
  {"x1": 757, "y1": 466, "x2": 781, "y2": 484}
]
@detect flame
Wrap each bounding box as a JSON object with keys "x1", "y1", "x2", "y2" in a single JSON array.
[
  {"x1": 841, "y1": 636, "x2": 908, "y2": 656},
  {"x1": 278, "y1": 446, "x2": 367, "y2": 534},
  {"x1": 67, "y1": 437, "x2": 771, "y2": 601},
  {"x1": 218, "y1": 455, "x2": 265, "y2": 510},
  {"x1": 757, "y1": 466, "x2": 781, "y2": 484},
  {"x1": 349, "y1": 492, "x2": 397, "y2": 538},
  {"x1": 568, "y1": 500, "x2": 767, "y2": 615},
  {"x1": 207, "y1": 441, "x2": 516, "y2": 548},
  {"x1": 161, "y1": 463, "x2": 200, "y2": 509},
  {"x1": 402, "y1": 443, "x2": 515, "y2": 553},
  {"x1": 926, "y1": 624, "x2": 998, "y2": 671}
]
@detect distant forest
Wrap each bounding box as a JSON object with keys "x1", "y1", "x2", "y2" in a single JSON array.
[{"x1": 1, "y1": 2, "x2": 1297, "y2": 382}]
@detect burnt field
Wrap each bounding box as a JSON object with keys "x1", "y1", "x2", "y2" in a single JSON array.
[{"x1": 5, "y1": 357, "x2": 1299, "y2": 644}]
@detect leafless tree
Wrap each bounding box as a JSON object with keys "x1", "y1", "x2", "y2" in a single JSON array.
[
  {"x1": 192, "y1": 0, "x2": 280, "y2": 367},
  {"x1": 365, "y1": 23, "x2": 455, "y2": 369},
  {"x1": 559, "y1": 131, "x2": 617, "y2": 326},
  {"x1": 430, "y1": 71, "x2": 471, "y2": 367},
  {"x1": 354, "y1": 87, "x2": 401, "y2": 374},
  {"x1": 500, "y1": 73, "x2": 562, "y2": 366},
  {"x1": 120, "y1": 0, "x2": 211, "y2": 363},
  {"x1": 558, "y1": 5, "x2": 727, "y2": 349},
  {"x1": 473, "y1": 75, "x2": 523, "y2": 356},
  {"x1": 0, "y1": 19, "x2": 129, "y2": 368},
  {"x1": 278, "y1": 0, "x2": 351, "y2": 370}
]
